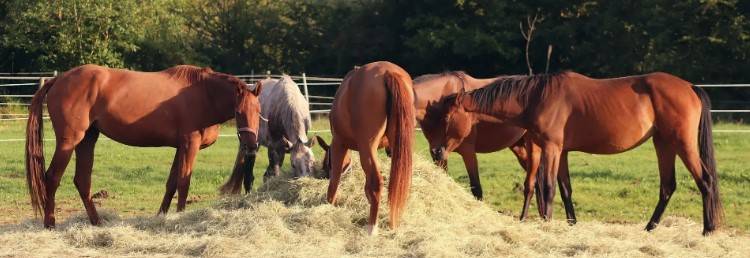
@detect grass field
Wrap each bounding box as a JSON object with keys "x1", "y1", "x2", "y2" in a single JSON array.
[{"x1": 0, "y1": 118, "x2": 748, "y2": 232}]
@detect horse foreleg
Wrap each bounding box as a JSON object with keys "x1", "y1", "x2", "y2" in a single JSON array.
[
  {"x1": 243, "y1": 152, "x2": 257, "y2": 193},
  {"x1": 516, "y1": 139, "x2": 540, "y2": 221},
  {"x1": 458, "y1": 150, "x2": 482, "y2": 200},
  {"x1": 158, "y1": 149, "x2": 181, "y2": 214},
  {"x1": 73, "y1": 128, "x2": 100, "y2": 225},
  {"x1": 175, "y1": 135, "x2": 201, "y2": 212},
  {"x1": 326, "y1": 138, "x2": 350, "y2": 204},
  {"x1": 264, "y1": 144, "x2": 283, "y2": 181},
  {"x1": 557, "y1": 152, "x2": 576, "y2": 224},
  {"x1": 539, "y1": 144, "x2": 562, "y2": 220}
]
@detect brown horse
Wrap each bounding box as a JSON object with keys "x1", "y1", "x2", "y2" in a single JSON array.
[
  {"x1": 315, "y1": 61, "x2": 414, "y2": 235},
  {"x1": 25, "y1": 64, "x2": 263, "y2": 228},
  {"x1": 416, "y1": 72, "x2": 576, "y2": 223},
  {"x1": 415, "y1": 72, "x2": 526, "y2": 198},
  {"x1": 429, "y1": 71, "x2": 722, "y2": 235}
]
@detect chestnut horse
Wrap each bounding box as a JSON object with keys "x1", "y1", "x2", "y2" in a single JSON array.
[
  {"x1": 416, "y1": 72, "x2": 575, "y2": 222},
  {"x1": 25, "y1": 65, "x2": 262, "y2": 228},
  {"x1": 431, "y1": 71, "x2": 722, "y2": 235},
  {"x1": 415, "y1": 72, "x2": 526, "y2": 198},
  {"x1": 317, "y1": 61, "x2": 415, "y2": 235}
]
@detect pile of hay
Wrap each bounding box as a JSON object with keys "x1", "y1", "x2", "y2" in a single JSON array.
[{"x1": 1, "y1": 155, "x2": 747, "y2": 257}]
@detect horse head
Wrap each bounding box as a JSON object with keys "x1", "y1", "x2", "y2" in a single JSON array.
[
  {"x1": 420, "y1": 88, "x2": 476, "y2": 169},
  {"x1": 234, "y1": 80, "x2": 263, "y2": 155},
  {"x1": 315, "y1": 135, "x2": 351, "y2": 178},
  {"x1": 290, "y1": 136, "x2": 317, "y2": 178}
]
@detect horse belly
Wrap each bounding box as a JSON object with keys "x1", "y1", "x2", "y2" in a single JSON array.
[
  {"x1": 565, "y1": 114, "x2": 655, "y2": 154},
  {"x1": 95, "y1": 116, "x2": 179, "y2": 147}
]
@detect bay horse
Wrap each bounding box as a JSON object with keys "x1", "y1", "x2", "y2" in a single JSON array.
[
  {"x1": 430, "y1": 71, "x2": 722, "y2": 235},
  {"x1": 316, "y1": 61, "x2": 415, "y2": 235},
  {"x1": 220, "y1": 75, "x2": 316, "y2": 194},
  {"x1": 25, "y1": 64, "x2": 263, "y2": 228},
  {"x1": 415, "y1": 72, "x2": 575, "y2": 223},
  {"x1": 414, "y1": 72, "x2": 527, "y2": 199}
]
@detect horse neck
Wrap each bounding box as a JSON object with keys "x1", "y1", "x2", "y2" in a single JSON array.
[
  {"x1": 468, "y1": 77, "x2": 499, "y2": 90},
  {"x1": 414, "y1": 78, "x2": 452, "y2": 120},
  {"x1": 204, "y1": 78, "x2": 237, "y2": 124},
  {"x1": 461, "y1": 94, "x2": 525, "y2": 124}
]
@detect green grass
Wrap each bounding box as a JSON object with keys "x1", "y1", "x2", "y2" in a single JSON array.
[{"x1": 0, "y1": 119, "x2": 748, "y2": 232}]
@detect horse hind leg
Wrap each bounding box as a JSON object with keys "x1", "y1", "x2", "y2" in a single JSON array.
[
  {"x1": 44, "y1": 130, "x2": 86, "y2": 228},
  {"x1": 73, "y1": 127, "x2": 101, "y2": 225},
  {"x1": 359, "y1": 146, "x2": 383, "y2": 235},
  {"x1": 675, "y1": 135, "x2": 720, "y2": 234},
  {"x1": 645, "y1": 134, "x2": 677, "y2": 231}
]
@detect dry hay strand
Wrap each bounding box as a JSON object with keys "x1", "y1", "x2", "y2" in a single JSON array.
[{"x1": 1, "y1": 155, "x2": 748, "y2": 257}]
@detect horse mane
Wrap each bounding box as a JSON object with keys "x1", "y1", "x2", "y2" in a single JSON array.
[
  {"x1": 258, "y1": 75, "x2": 312, "y2": 145},
  {"x1": 164, "y1": 65, "x2": 248, "y2": 92},
  {"x1": 466, "y1": 72, "x2": 567, "y2": 113}
]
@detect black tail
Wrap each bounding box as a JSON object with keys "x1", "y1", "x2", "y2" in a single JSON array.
[{"x1": 692, "y1": 86, "x2": 723, "y2": 231}]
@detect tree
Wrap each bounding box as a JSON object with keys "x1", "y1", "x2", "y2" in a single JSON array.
[{"x1": 2, "y1": 0, "x2": 145, "y2": 71}]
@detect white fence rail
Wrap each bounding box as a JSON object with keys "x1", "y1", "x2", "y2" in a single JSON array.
[{"x1": 1, "y1": 73, "x2": 749, "y2": 123}]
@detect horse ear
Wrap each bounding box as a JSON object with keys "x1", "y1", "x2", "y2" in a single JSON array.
[
  {"x1": 282, "y1": 136, "x2": 293, "y2": 151},
  {"x1": 455, "y1": 87, "x2": 466, "y2": 106},
  {"x1": 315, "y1": 135, "x2": 329, "y2": 151},
  {"x1": 252, "y1": 81, "x2": 263, "y2": 96},
  {"x1": 307, "y1": 136, "x2": 317, "y2": 147}
]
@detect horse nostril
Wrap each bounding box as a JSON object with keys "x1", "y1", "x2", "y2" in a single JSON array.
[{"x1": 430, "y1": 148, "x2": 442, "y2": 161}]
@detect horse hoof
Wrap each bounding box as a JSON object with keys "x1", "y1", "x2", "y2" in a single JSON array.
[
  {"x1": 567, "y1": 219, "x2": 577, "y2": 225},
  {"x1": 702, "y1": 225, "x2": 717, "y2": 236},
  {"x1": 366, "y1": 224, "x2": 379, "y2": 236},
  {"x1": 645, "y1": 222, "x2": 658, "y2": 231}
]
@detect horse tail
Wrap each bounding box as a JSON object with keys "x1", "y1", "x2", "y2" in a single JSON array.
[
  {"x1": 26, "y1": 77, "x2": 56, "y2": 216},
  {"x1": 384, "y1": 70, "x2": 415, "y2": 228},
  {"x1": 220, "y1": 147, "x2": 249, "y2": 195},
  {"x1": 692, "y1": 85, "x2": 723, "y2": 229}
]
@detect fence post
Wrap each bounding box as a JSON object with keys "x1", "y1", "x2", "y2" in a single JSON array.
[
  {"x1": 266, "y1": 70, "x2": 271, "y2": 79},
  {"x1": 302, "y1": 72, "x2": 310, "y2": 104}
]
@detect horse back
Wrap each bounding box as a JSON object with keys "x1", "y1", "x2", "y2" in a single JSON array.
[
  {"x1": 258, "y1": 77, "x2": 311, "y2": 146},
  {"x1": 46, "y1": 65, "x2": 217, "y2": 147},
  {"x1": 548, "y1": 72, "x2": 696, "y2": 153},
  {"x1": 330, "y1": 61, "x2": 412, "y2": 149}
]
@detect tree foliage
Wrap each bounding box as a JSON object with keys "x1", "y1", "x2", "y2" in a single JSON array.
[{"x1": 0, "y1": 0, "x2": 748, "y2": 84}]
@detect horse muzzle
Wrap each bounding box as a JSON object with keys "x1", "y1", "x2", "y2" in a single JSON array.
[
  {"x1": 430, "y1": 147, "x2": 448, "y2": 170},
  {"x1": 237, "y1": 127, "x2": 259, "y2": 154}
]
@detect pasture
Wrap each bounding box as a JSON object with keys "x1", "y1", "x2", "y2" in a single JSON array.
[
  {"x1": 0, "y1": 118, "x2": 748, "y2": 233},
  {"x1": 0, "y1": 136, "x2": 748, "y2": 257}
]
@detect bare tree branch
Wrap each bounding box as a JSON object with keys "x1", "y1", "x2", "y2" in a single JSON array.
[{"x1": 519, "y1": 14, "x2": 540, "y2": 75}]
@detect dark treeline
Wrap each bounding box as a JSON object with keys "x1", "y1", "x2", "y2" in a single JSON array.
[{"x1": 1, "y1": 1, "x2": 749, "y2": 82}]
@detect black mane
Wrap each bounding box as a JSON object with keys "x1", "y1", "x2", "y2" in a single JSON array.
[{"x1": 467, "y1": 72, "x2": 565, "y2": 113}]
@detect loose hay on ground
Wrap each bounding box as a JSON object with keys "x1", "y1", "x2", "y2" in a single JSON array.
[{"x1": 1, "y1": 155, "x2": 748, "y2": 257}]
